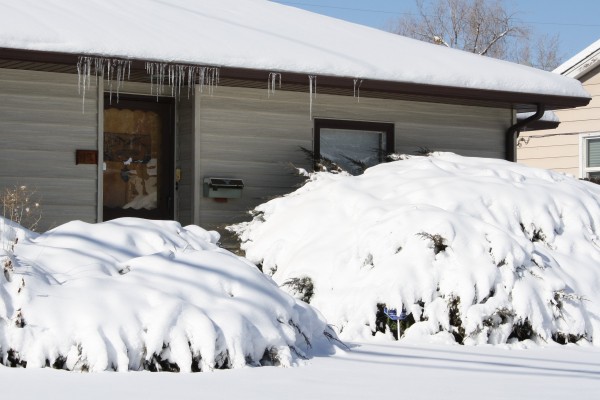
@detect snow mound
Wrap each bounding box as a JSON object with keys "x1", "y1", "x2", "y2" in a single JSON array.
[
  {"x1": 0, "y1": 218, "x2": 335, "y2": 371},
  {"x1": 230, "y1": 153, "x2": 600, "y2": 346}
]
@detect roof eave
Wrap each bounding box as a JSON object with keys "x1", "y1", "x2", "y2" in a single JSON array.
[{"x1": 0, "y1": 47, "x2": 591, "y2": 111}]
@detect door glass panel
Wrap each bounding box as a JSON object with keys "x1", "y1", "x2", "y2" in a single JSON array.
[{"x1": 103, "y1": 107, "x2": 162, "y2": 212}]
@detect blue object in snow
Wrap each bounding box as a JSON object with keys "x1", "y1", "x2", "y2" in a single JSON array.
[{"x1": 384, "y1": 307, "x2": 407, "y2": 321}]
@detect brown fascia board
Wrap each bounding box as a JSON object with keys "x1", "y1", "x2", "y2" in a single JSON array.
[
  {"x1": 520, "y1": 119, "x2": 561, "y2": 131},
  {"x1": 0, "y1": 47, "x2": 591, "y2": 111}
]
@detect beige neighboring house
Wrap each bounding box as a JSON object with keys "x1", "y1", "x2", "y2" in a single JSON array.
[{"x1": 518, "y1": 39, "x2": 600, "y2": 178}]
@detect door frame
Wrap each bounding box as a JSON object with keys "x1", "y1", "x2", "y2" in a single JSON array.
[{"x1": 100, "y1": 93, "x2": 175, "y2": 222}]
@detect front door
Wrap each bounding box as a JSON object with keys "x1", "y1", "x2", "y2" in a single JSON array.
[{"x1": 102, "y1": 95, "x2": 174, "y2": 221}]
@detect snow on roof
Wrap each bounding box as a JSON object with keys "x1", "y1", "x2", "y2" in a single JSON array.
[
  {"x1": 0, "y1": 0, "x2": 589, "y2": 100},
  {"x1": 517, "y1": 110, "x2": 559, "y2": 123},
  {"x1": 554, "y1": 38, "x2": 600, "y2": 79}
]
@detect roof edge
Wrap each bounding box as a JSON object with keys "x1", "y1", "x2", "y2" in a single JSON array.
[
  {"x1": 0, "y1": 47, "x2": 591, "y2": 111},
  {"x1": 554, "y1": 38, "x2": 600, "y2": 79}
]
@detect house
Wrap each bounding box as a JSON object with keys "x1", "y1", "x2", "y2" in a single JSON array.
[
  {"x1": 0, "y1": 0, "x2": 590, "y2": 235},
  {"x1": 518, "y1": 39, "x2": 600, "y2": 178}
]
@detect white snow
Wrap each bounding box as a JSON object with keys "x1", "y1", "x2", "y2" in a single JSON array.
[
  {"x1": 1, "y1": 341, "x2": 599, "y2": 399},
  {"x1": 517, "y1": 110, "x2": 559, "y2": 123},
  {"x1": 0, "y1": 0, "x2": 588, "y2": 99},
  {"x1": 231, "y1": 153, "x2": 600, "y2": 345},
  {"x1": 0, "y1": 218, "x2": 335, "y2": 371},
  {"x1": 554, "y1": 38, "x2": 600, "y2": 78}
]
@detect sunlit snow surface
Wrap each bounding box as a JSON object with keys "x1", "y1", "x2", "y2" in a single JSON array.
[
  {"x1": 232, "y1": 153, "x2": 600, "y2": 345},
  {"x1": 1, "y1": 341, "x2": 599, "y2": 400},
  {"x1": 0, "y1": 0, "x2": 588, "y2": 99},
  {"x1": 0, "y1": 218, "x2": 334, "y2": 371}
]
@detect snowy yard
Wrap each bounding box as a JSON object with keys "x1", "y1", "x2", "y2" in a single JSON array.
[
  {"x1": 1, "y1": 341, "x2": 599, "y2": 399},
  {"x1": 2, "y1": 152, "x2": 600, "y2": 398}
]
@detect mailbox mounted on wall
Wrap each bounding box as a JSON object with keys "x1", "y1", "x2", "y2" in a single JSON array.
[{"x1": 203, "y1": 177, "x2": 244, "y2": 199}]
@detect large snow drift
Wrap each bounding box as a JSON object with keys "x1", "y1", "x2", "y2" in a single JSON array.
[
  {"x1": 0, "y1": 218, "x2": 335, "y2": 371},
  {"x1": 0, "y1": 0, "x2": 588, "y2": 99},
  {"x1": 231, "y1": 153, "x2": 600, "y2": 345}
]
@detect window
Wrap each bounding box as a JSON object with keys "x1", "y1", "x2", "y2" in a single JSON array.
[
  {"x1": 314, "y1": 119, "x2": 394, "y2": 175},
  {"x1": 582, "y1": 134, "x2": 600, "y2": 179}
]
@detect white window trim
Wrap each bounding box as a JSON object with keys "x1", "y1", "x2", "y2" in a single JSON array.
[{"x1": 580, "y1": 132, "x2": 600, "y2": 178}]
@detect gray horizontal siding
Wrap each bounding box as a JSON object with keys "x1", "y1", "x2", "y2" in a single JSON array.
[
  {"x1": 0, "y1": 68, "x2": 511, "y2": 235},
  {"x1": 195, "y1": 86, "x2": 511, "y2": 232},
  {"x1": 0, "y1": 68, "x2": 98, "y2": 231}
]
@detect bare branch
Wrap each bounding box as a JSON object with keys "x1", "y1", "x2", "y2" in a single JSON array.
[
  {"x1": 479, "y1": 28, "x2": 511, "y2": 56},
  {"x1": 389, "y1": 0, "x2": 561, "y2": 71}
]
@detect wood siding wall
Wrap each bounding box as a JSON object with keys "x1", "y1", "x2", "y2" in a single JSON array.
[
  {"x1": 0, "y1": 68, "x2": 98, "y2": 231},
  {"x1": 518, "y1": 65, "x2": 600, "y2": 176},
  {"x1": 0, "y1": 70, "x2": 511, "y2": 234},
  {"x1": 195, "y1": 86, "x2": 510, "y2": 232}
]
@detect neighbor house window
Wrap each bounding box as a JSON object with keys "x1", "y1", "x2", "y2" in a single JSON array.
[
  {"x1": 582, "y1": 135, "x2": 600, "y2": 179},
  {"x1": 314, "y1": 119, "x2": 394, "y2": 175}
]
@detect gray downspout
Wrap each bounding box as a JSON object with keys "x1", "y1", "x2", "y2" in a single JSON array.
[{"x1": 505, "y1": 104, "x2": 545, "y2": 162}]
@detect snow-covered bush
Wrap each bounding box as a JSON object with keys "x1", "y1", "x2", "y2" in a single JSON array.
[
  {"x1": 230, "y1": 153, "x2": 600, "y2": 346},
  {"x1": 0, "y1": 218, "x2": 336, "y2": 371}
]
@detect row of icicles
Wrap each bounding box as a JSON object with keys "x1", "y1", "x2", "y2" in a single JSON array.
[{"x1": 77, "y1": 56, "x2": 365, "y2": 118}]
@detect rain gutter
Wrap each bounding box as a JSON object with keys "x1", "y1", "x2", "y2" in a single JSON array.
[{"x1": 505, "y1": 104, "x2": 545, "y2": 162}]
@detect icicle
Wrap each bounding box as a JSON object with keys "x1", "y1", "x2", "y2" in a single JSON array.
[
  {"x1": 79, "y1": 58, "x2": 221, "y2": 107},
  {"x1": 268, "y1": 72, "x2": 282, "y2": 98},
  {"x1": 208, "y1": 67, "x2": 219, "y2": 95},
  {"x1": 77, "y1": 57, "x2": 85, "y2": 111},
  {"x1": 77, "y1": 56, "x2": 99, "y2": 112},
  {"x1": 353, "y1": 79, "x2": 363, "y2": 102},
  {"x1": 187, "y1": 65, "x2": 196, "y2": 99},
  {"x1": 107, "y1": 59, "x2": 114, "y2": 104},
  {"x1": 116, "y1": 62, "x2": 122, "y2": 102},
  {"x1": 118, "y1": 60, "x2": 131, "y2": 102},
  {"x1": 198, "y1": 67, "x2": 205, "y2": 94},
  {"x1": 308, "y1": 75, "x2": 317, "y2": 120},
  {"x1": 146, "y1": 62, "x2": 152, "y2": 96},
  {"x1": 196, "y1": 67, "x2": 219, "y2": 96}
]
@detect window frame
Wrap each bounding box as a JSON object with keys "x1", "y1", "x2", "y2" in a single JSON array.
[
  {"x1": 313, "y1": 119, "x2": 395, "y2": 172},
  {"x1": 580, "y1": 133, "x2": 600, "y2": 178}
]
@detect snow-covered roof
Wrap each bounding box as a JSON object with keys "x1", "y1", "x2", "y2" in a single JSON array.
[
  {"x1": 554, "y1": 38, "x2": 600, "y2": 79},
  {"x1": 0, "y1": 0, "x2": 590, "y2": 103}
]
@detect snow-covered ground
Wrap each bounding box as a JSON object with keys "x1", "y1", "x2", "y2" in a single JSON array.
[
  {"x1": 3, "y1": 153, "x2": 600, "y2": 396},
  {"x1": 1, "y1": 341, "x2": 599, "y2": 399},
  {"x1": 232, "y1": 153, "x2": 600, "y2": 346}
]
